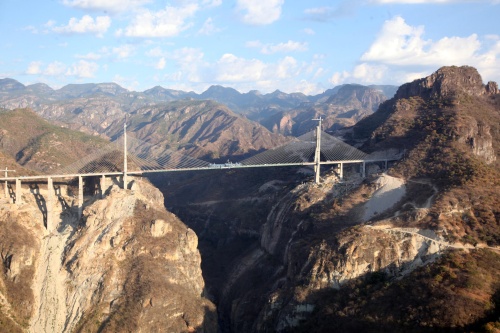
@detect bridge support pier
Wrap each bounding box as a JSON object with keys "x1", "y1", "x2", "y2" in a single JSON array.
[
  {"x1": 78, "y1": 176, "x2": 83, "y2": 219},
  {"x1": 385, "y1": 159, "x2": 388, "y2": 171},
  {"x1": 4, "y1": 180, "x2": 8, "y2": 200},
  {"x1": 339, "y1": 163, "x2": 343, "y2": 180},
  {"x1": 47, "y1": 177, "x2": 54, "y2": 231},
  {"x1": 100, "y1": 175, "x2": 106, "y2": 199},
  {"x1": 313, "y1": 117, "x2": 322, "y2": 184},
  {"x1": 361, "y1": 162, "x2": 366, "y2": 178},
  {"x1": 15, "y1": 178, "x2": 21, "y2": 205}
]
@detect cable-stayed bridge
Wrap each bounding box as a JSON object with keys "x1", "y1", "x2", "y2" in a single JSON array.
[{"x1": 0, "y1": 120, "x2": 401, "y2": 229}]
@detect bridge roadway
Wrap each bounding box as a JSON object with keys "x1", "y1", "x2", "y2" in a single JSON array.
[{"x1": 0, "y1": 157, "x2": 396, "y2": 230}]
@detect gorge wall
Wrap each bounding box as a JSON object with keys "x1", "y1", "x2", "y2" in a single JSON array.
[{"x1": 0, "y1": 178, "x2": 217, "y2": 332}]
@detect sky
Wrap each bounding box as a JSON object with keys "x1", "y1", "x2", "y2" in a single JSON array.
[{"x1": 0, "y1": 0, "x2": 499, "y2": 95}]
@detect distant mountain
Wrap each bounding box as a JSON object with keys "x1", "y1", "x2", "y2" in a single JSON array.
[
  {"x1": 0, "y1": 78, "x2": 25, "y2": 92},
  {"x1": 0, "y1": 78, "x2": 397, "y2": 160},
  {"x1": 261, "y1": 84, "x2": 389, "y2": 136},
  {"x1": 0, "y1": 78, "x2": 397, "y2": 120},
  {"x1": 143, "y1": 86, "x2": 196, "y2": 101},
  {"x1": 55, "y1": 82, "x2": 129, "y2": 98}
]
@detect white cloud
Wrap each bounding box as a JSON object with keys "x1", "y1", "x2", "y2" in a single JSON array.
[
  {"x1": 112, "y1": 45, "x2": 135, "y2": 59},
  {"x1": 303, "y1": 28, "x2": 315, "y2": 35},
  {"x1": 44, "y1": 62, "x2": 67, "y2": 76},
  {"x1": 66, "y1": 60, "x2": 99, "y2": 78},
  {"x1": 120, "y1": 4, "x2": 198, "y2": 37},
  {"x1": 202, "y1": 0, "x2": 222, "y2": 7},
  {"x1": 246, "y1": 40, "x2": 308, "y2": 54},
  {"x1": 215, "y1": 54, "x2": 266, "y2": 82},
  {"x1": 52, "y1": 15, "x2": 111, "y2": 37},
  {"x1": 304, "y1": 2, "x2": 359, "y2": 21},
  {"x1": 329, "y1": 71, "x2": 351, "y2": 85},
  {"x1": 26, "y1": 61, "x2": 42, "y2": 75},
  {"x1": 75, "y1": 52, "x2": 102, "y2": 60},
  {"x1": 198, "y1": 17, "x2": 221, "y2": 35},
  {"x1": 156, "y1": 57, "x2": 166, "y2": 70},
  {"x1": 62, "y1": 0, "x2": 151, "y2": 13},
  {"x1": 23, "y1": 25, "x2": 38, "y2": 34},
  {"x1": 236, "y1": 0, "x2": 284, "y2": 25},
  {"x1": 146, "y1": 47, "x2": 166, "y2": 58},
  {"x1": 372, "y1": 0, "x2": 491, "y2": 3},
  {"x1": 361, "y1": 16, "x2": 485, "y2": 67}
]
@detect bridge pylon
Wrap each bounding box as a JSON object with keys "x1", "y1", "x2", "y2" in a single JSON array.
[{"x1": 313, "y1": 117, "x2": 322, "y2": 184}]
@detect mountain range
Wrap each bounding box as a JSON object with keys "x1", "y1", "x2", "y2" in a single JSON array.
[{"x1": 0, "y1": 78, "x2": 397, "y2": 162}]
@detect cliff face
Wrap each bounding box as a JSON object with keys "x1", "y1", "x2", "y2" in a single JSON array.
[
  {"x1": 0, "y1": 178, "x2": 217, "y2": 332},
  {"x1": 394, "y1": 65, "x2": 498, "y2": 100},
  {"x1": 162, "y1": 66, "x2": 500, "y2": 333}
]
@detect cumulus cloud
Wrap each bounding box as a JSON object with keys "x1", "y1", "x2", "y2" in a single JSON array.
[
  {"x1": 372, "y1": 0, "x2": 493, "y2": 3},
  {"x1": 304, "y1": 2, "x2": 360, "y2": 21},
  {"x1": 62, "y1": 0, "x2": 151, "y2": 14},
  {"x1": 156, "y1": 57, "x2": 166, "y2": 70},
  {"x1": 198, "y1": 17, "x2": 221, "y2": 35},
  {"x1": 303, "y1": 28, "x2": 315, "y2": 35},
  {"x1": 52, "y1": 15, "x2": 111, "y2": 37},
  {"x1": 44, "y1": 62, "x2": 68, "y2": 76},
  {"x1": 66, "y1": 60, "x2": 99, "y2": 78},
  {"x1": 215, "y1": 54, "x2": 266, "y2": 81},
  {"x1": 246, "y1": 40, "x2": 308, "y2": 54},
  {"x1": 119, "y1": 4, "x2": 198, "y2": 37},
  {"x1": 112, "y1": 45, "x2": 135, "y2": 59},
  {"x1": 75, "y1": 52, "x2": 102, "y2": 60},
  {"x1": 361, "y1": 16, "x2": 481, "y2": 66},
  {"x1": 26, "y1": 61, "x2": 42, "y2": 75},
  {"x1": 236, "y1": 0, "x2": 284, "y2": 25},
  {"x1": 330, "y1": 16, "x2": 500, "y2": 85}
]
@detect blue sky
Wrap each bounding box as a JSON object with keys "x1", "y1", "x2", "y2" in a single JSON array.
[{"x1": 0, "y1": 0, "x2": 499, "y2": 94}]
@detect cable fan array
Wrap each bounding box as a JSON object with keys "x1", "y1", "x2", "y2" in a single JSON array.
[
  {"x1": 240, "y1": 130, "x2": 367, "y2": 166},
  {"x1": 52, "y1": 135, "x2": 210, "y2": 175},
  {"x1": 45, "y1": 129, "x2": 368, "y2": 177}
]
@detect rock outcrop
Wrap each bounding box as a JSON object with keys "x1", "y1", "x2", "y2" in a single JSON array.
[
  {"x1": 0, "y1": 177, "x2": 217, "y2": 332},
  {"x1": 395, "y1": 65, "x2": 498, "y2": 100}
]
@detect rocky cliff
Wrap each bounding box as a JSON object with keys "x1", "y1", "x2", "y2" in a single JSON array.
[
  {"x1": 161, "y1": 66, "x2": 500, "y2": 332},
  {"x1": 0, "y1": 177, "x2": 217, "y2": 332}
]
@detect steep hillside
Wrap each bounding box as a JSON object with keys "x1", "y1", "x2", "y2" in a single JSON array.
[
  {"x1": 261, "y1": 84, "x2": 388, "y2": 136},
  {"x1": 0, "y1": 109, "x2": 110, "y2": 173},
  {"x1": 109, "y1": 100, "x2": 288, "y2": 161},
  {"x1": 351, "y1": 65, "x2": 500, "y2": 245},
  {"x1": 0, "y1": 109, "x2": 111, "y2": 173}
]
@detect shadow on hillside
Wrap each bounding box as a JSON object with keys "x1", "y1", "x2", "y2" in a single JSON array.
[{"x1": 29, "y1": 183, "x2": 48, "y2": 228}]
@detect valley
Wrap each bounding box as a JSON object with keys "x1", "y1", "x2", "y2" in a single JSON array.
[{"x1": 0, "y1": 66, "x2": 499, "y2": 332}]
